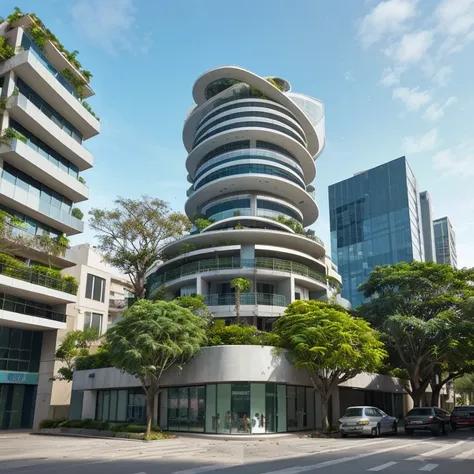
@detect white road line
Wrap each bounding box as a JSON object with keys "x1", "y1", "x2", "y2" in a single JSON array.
[
  {"x1": 367, "y1": 461, "x2": 398, "y2": 471},
  {"x1": 406, "y1": 440, "x2": 467, "y2": 460},
  {"x1": 259, "y1": 440, "x2": 432, "y2": 474},
  {"x1": 452, "y1": 447, "x2": 474, "y2": 461},
  {"x1": 172, "y1": 466, "x2": 239, "y2": 474},
  {"x1": 419, "y1": 464, "x2": 438, "y2": 472}
]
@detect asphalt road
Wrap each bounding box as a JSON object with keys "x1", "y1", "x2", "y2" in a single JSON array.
[{"x1": 0, "y1": 430, "x2": 473, "y2": 474}]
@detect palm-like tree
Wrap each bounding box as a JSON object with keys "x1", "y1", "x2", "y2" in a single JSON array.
[{"x1": 231, "y1": 277, "x2": 251, "y2": 324}]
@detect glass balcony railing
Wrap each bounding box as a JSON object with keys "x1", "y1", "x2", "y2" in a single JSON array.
[
  {"x1": 149, "y1": 256, "x2": 327, "y2": 289},
  {"x1": 0, "y1": 295, "x2": 66, "y2": 323},
  {"x1": 204, "y1": 292, "x2": 286, "y2": 307},
  {"x1": 0, "y1": 262, "x2": 78, "y2": 295}
]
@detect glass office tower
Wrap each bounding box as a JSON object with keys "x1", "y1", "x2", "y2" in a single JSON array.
[
  {"x1": 433, "y1": 217, "x2": 457, "y2": 268},
  {"x1": 328, "y1": 157, "x2": 424, "y2": 307}
]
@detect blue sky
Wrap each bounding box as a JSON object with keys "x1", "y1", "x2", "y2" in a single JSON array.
[{"x1": 4, "y1": 0, "x2": 474, "y2": 266}]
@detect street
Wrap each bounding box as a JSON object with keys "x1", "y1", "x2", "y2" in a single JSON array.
[{"x1": 0, "y1": 430, "x2": 473, "y2": 474}]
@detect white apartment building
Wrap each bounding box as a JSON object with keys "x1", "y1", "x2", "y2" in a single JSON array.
[
  {"x1": 146, "y1": 66, "x2": 350, "y2": 327},
  {"x1": 0, "y1": 11, "x2": 99, "y2": 429}
]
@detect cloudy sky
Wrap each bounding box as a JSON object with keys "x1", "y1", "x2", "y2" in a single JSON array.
[{"x1": 5, "y1": 0, "x2": 474, "y2": 267}]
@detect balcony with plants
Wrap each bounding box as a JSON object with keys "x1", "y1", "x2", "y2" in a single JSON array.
[
  {"x1": 0, "y1": 252, "x2": 78, "y2": 295},
  {"x1": 1, "y1": 8, "x2": 99, "y2": 129}
]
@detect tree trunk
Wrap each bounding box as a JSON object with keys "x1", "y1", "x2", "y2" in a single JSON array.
[
  {"x1": 321, "y1": 396, "x2": 329, "y2": 430},
  {"x1": 146, "y1": 390, "x2": 155, "y2": 437},
  {"x1": 235, "y1": 289, "x2": 240, "y2": 324},
  {"x1": 430, "y1": 385, "x2": 441, "y2": 407}
]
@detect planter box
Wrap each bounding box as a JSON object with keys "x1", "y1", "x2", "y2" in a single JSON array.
[
  {"x1": 60, "y1": 428, "x2": 82, "y2": 434},
  {"x1": 81, "y1": 429, "x2": 100, "y2": 436},
  {"x1": 114, "y1": 432, "x2": 131, "y2": 439},
  {"x1": 99, "y1": 430, "x2": 114, "y2": 437}
]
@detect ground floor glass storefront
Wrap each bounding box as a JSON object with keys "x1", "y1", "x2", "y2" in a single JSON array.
[
  {"x1": 164, "y1": 383, "x2": 314, "y2": 434},
  {"x1": 0, "y1": 384, "x2": 37, "y2": 429}
]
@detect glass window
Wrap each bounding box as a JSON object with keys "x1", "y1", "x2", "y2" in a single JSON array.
[
  {"x1": 85, "y1": 274, "x2": 106, "y2": 302},
  {"x1": 231, "y1": 383, "x2": 251, "y2": 434},
  {"x1": 178, "y1": 387, "x2": 189, "y2": 431},
  {"x1": 109, "y1": 390, "x2": 118, "y2": 421},
  {"x1": 168, "y1": 388, "x2": 179, "y2": 430},
  {"x1": 116, "y1": 390, "x2": 128, "y2": 421},
  {"x1": 277, "y1": 385, "x2": 287, "y2": 432},
  {"x1": 250, "y1": 383, "x2": 266, "y2": 434},
  {"x1": 206, "y1": 384, "x2": 217, "y2": 433},
  {"x1": 83, "y1": 312, "x2": 103, "y2": 334},
  {"x1": 217, "y1": 384, "x2": 231, "y2": 434},
  {"x1": 344, "y1": 407, "x2": 364, "y2": 417},
  {"x1": 102, "y1": 391, "x2": 110, "y2": 421}
]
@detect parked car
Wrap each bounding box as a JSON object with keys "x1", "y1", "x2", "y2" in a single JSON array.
[
  {"x1": 450, "y1": 405, "x2": 474, "y2": 430},
  {"x1": 339, "y1": 406, "x2": 398, "y2": 438},
  {"x1": 404, "y1": 407, "x2": 450, "y2": 435}
]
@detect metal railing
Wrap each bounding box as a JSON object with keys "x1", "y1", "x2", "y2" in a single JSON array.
[
  {"x1": 0, "y1": 296, "x2": 67, "y2": 322},
  {"x1": 0, "y1": 263, "x2": 78, "y2": 295},
  {"x1": 204, "y1": 292, "x2": 286, "y2": 307},
  {"x1": 149, "y1": 257, "x2": 327, "y2": 289}
]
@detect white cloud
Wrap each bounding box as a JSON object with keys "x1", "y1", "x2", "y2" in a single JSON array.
[
  {"x1": 71, "y1": 0, "x2": 152, "y2": 55},
  {"x1": 432, "y1": 65, "x2": 453, "y2": 86},
  {"x1": 435, "y1": 0, "x2": 474, "y2": 37},
  {"x1": 433, "y1": 141, "x2": 474, "y2": 177},
  {"x1": 390, "y1": 30, "x2": 434, "y2": 64},
  {"x1": 392, "y1": 86, "x2": 432, "y2": 110},
  {"x1": 379, "y1": 66, "x2": 403, "y2": 86},
  {"x1": 358, "y1": 0, "x2": 418, "y2": 47},
  {"x1": 345, "y1": 70, "x2": 355, "y2": 81},
  {"x1": 402, "y1": 128, "x2": 438, "y2": 153},
  {"x1": 423, "y1": 96, "x2": 457, "y2": 121}
]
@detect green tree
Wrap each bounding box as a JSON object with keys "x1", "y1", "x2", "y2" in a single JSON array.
[
  {"x1": 230, "y1": 277, "x2": 251, "y2": 323},
  {"x1": 89, "y1": 196, "x2": 190, "y2": 299},
  {"x1": 455, "y1": 374, "x2": 474, "y2": 405},
  {"x1": 54, "y1": 328, "x2": 99, "y2": 381},
  {"x1": 173, "y1": 294, "x2": 211, "y2": 318},
  {"x1": 273, "y1": 300, "x2": 386, "y2": 429},
  {"x1": 106, "y1": 300, "x2": 207, "y2": 436},
  {"x1": 358, "y1": 261, "x2": 474, "y2": 406}
]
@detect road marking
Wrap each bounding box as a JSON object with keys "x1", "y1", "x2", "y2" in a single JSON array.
[
  {"x1": 406, "y1": 440, "x2": 466, "y2": 460},
  {"x1": 452, "y1": 447, "x2": 474, "y2": 461},
  {"x1": 368, "y1": 461, "x2": 398, "y2": 471},
  {"x1": 172, "y1": 466, "x2": 239, "y2": 474},
  {"x1": 419, "y1": 464, "x2": 438, "y2": 472},
  {"x1": 259, "y1": 440, "x2": 432, "y2": 474}
]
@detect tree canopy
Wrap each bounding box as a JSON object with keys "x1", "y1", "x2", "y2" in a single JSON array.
[
  {"x1": 230, "y1": 277, "x2": 251, "y2": 323},
  {"x1": 358, "y1": 261, "x2": 474, "y2": 406},
  {"x1": 273, "y1": 300, "x2": 386, "y2": 428},
  {"x1": 89, "y1": 196, "x2": 190, "y2": 299},
  {"x1": 206, "y1": 319, "x2": 275, "y2": 346},
  {"x1": 106, "y1": 299, "x2": 207, "y2": 435}
]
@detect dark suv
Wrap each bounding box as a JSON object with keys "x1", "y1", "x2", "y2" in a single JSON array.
[
  {"x1": 450, "y1": 406, "x2": 474, "y2": 430},
  {"x1": 404, "y1": 407, "x2": 450, "y2": 435}
]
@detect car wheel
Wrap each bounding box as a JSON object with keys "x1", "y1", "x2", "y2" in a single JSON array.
[
  {"x1": 432, "y1": 423, "x2": 443, "y2": 436},
  {"x1": 371, "y1": 426, "x2": 379, "y2": 438},
  {"x1": 341, "y1": 433, "x2": 348, "y2": 438},
  {"x1": 442, "y1": 423, "x2": 448, "y2": 435},
  {"x1": 392, "y1": 422, "x2": 398, "y2": 436},
  {"x1": 405, "y1": 429, "x2": 414, "y2": 436}
]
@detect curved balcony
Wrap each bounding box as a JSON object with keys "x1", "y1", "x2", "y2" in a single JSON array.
[
  {"x1": 149, "y1": 256, "x2": 327, "y2": 290},
  {"x1": 204, "y1": 292, "x2": 286, "y2": 307}
]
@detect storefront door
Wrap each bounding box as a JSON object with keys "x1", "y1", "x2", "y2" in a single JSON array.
[{"x1": 0, "y1": 384, "x2": 36, "y2": 430}]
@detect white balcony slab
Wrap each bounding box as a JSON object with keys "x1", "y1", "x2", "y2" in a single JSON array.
[{"x1": 0, "y1": 309, "x2": 66, "y2": 330}]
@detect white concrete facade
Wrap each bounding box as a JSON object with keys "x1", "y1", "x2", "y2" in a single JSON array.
[
  {"x1": 146, "y1": 66, "x2": 350, "y2": 324},
  {"x1": 0, "y1": 13, "x2": 99, "y2": 430}
]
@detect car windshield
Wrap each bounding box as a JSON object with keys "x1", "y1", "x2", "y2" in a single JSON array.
[
  {"x1": 453, "y1": 406, "x2": 474, "y2": 412},
  {"x1": 407, "y1": 408, "x2": 432, "y2": 416},
  {"x1": 344, "y1": 408, "x2": 363, "y2": 417}
]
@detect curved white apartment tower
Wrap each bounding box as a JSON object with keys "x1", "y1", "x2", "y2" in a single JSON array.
[{"x1": 147, "y1": 66, "x2": 346, "y2": 327}]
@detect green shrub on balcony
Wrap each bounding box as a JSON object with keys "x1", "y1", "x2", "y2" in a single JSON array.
[
  {"x1": 0, "y1": 128, "x2": 27, "y2": 148},
  {"x1": 71, "y1": 207, "x2": 84, "y2": 220},
  {"x1": 77, "y1": 176, "x2": 86, "y2": 185},
  {"x1": 80, "y1": 100, "x2": 99, "y2": 120},
  {"x1": 0, "y1": 252, "x2": 78, "y2": 294},
  {"x1": 0, "y1": 37, "x2": 15, "y2": 61},
  {"x1": 206, "y1": 319, "x2": 277, "y2": 346}
]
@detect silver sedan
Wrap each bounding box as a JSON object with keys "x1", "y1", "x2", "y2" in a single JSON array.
[{"x1": 339, "y1": 406, "x2": 398, "y2": 437}]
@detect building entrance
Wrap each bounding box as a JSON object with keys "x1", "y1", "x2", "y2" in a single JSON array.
[{"x1": 0, "y1": 384, "x2": 37, "y2": 430}]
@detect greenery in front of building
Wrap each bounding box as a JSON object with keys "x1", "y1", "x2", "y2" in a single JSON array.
[
  {"x1": 89, "y1": 196, "x2": 190, "y2": 299},
  {"x1": 273, "y1": 300, "x2": 387, "y2": 429},
  {"x1": 77, "y1": 176, "x2": 86, "y2": 184},
  {"x1": 75, "y1": 347, "x2": 112, "y2": 372},
  {"x1": 193, "y1": 216, "x2": 215, "y2": 232},
  {"x1": 455, "y1": 374, "x2": 474, "y2": 405},
  {"x1": 106, "y1": 299, "x2": 207, "y2": 436},
  {"x1": 53, "y1": 329, "x2": 100, "y2": 381},
  {"x1": 71, "y1": 207, "x2": 84, "y2": 220},
  {"x1": 266, "y1": 77, "x2": 285, "y2": 91},
  {"x1": 38, "y1": 418, "x2": 176, "y2": 440},
  {"x1": 357, "y1": 261, "x2": 474, "y2": 407},
  {"x1": 230, "y1": 277, "x2": 251, "y2": 323},
  {"x1": 0, "y1": 252, "x2": 78, "y2": 293}
]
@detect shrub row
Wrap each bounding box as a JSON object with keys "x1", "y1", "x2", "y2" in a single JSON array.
[{"x1": 39, "y1": 418, "x2": 161, "y2": 432}]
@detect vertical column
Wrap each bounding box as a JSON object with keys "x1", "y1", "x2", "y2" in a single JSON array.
[
  {"x1": 250, "y1": 193, "x2": 257, "y2": 216},
  {"x1": 82, "y1": 391, "x2": 97, "y2": 419}
]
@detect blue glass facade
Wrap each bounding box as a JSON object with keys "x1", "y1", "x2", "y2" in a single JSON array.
[{"x1": 328, "y1": 157, "x2": 424, "y2": 307}]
